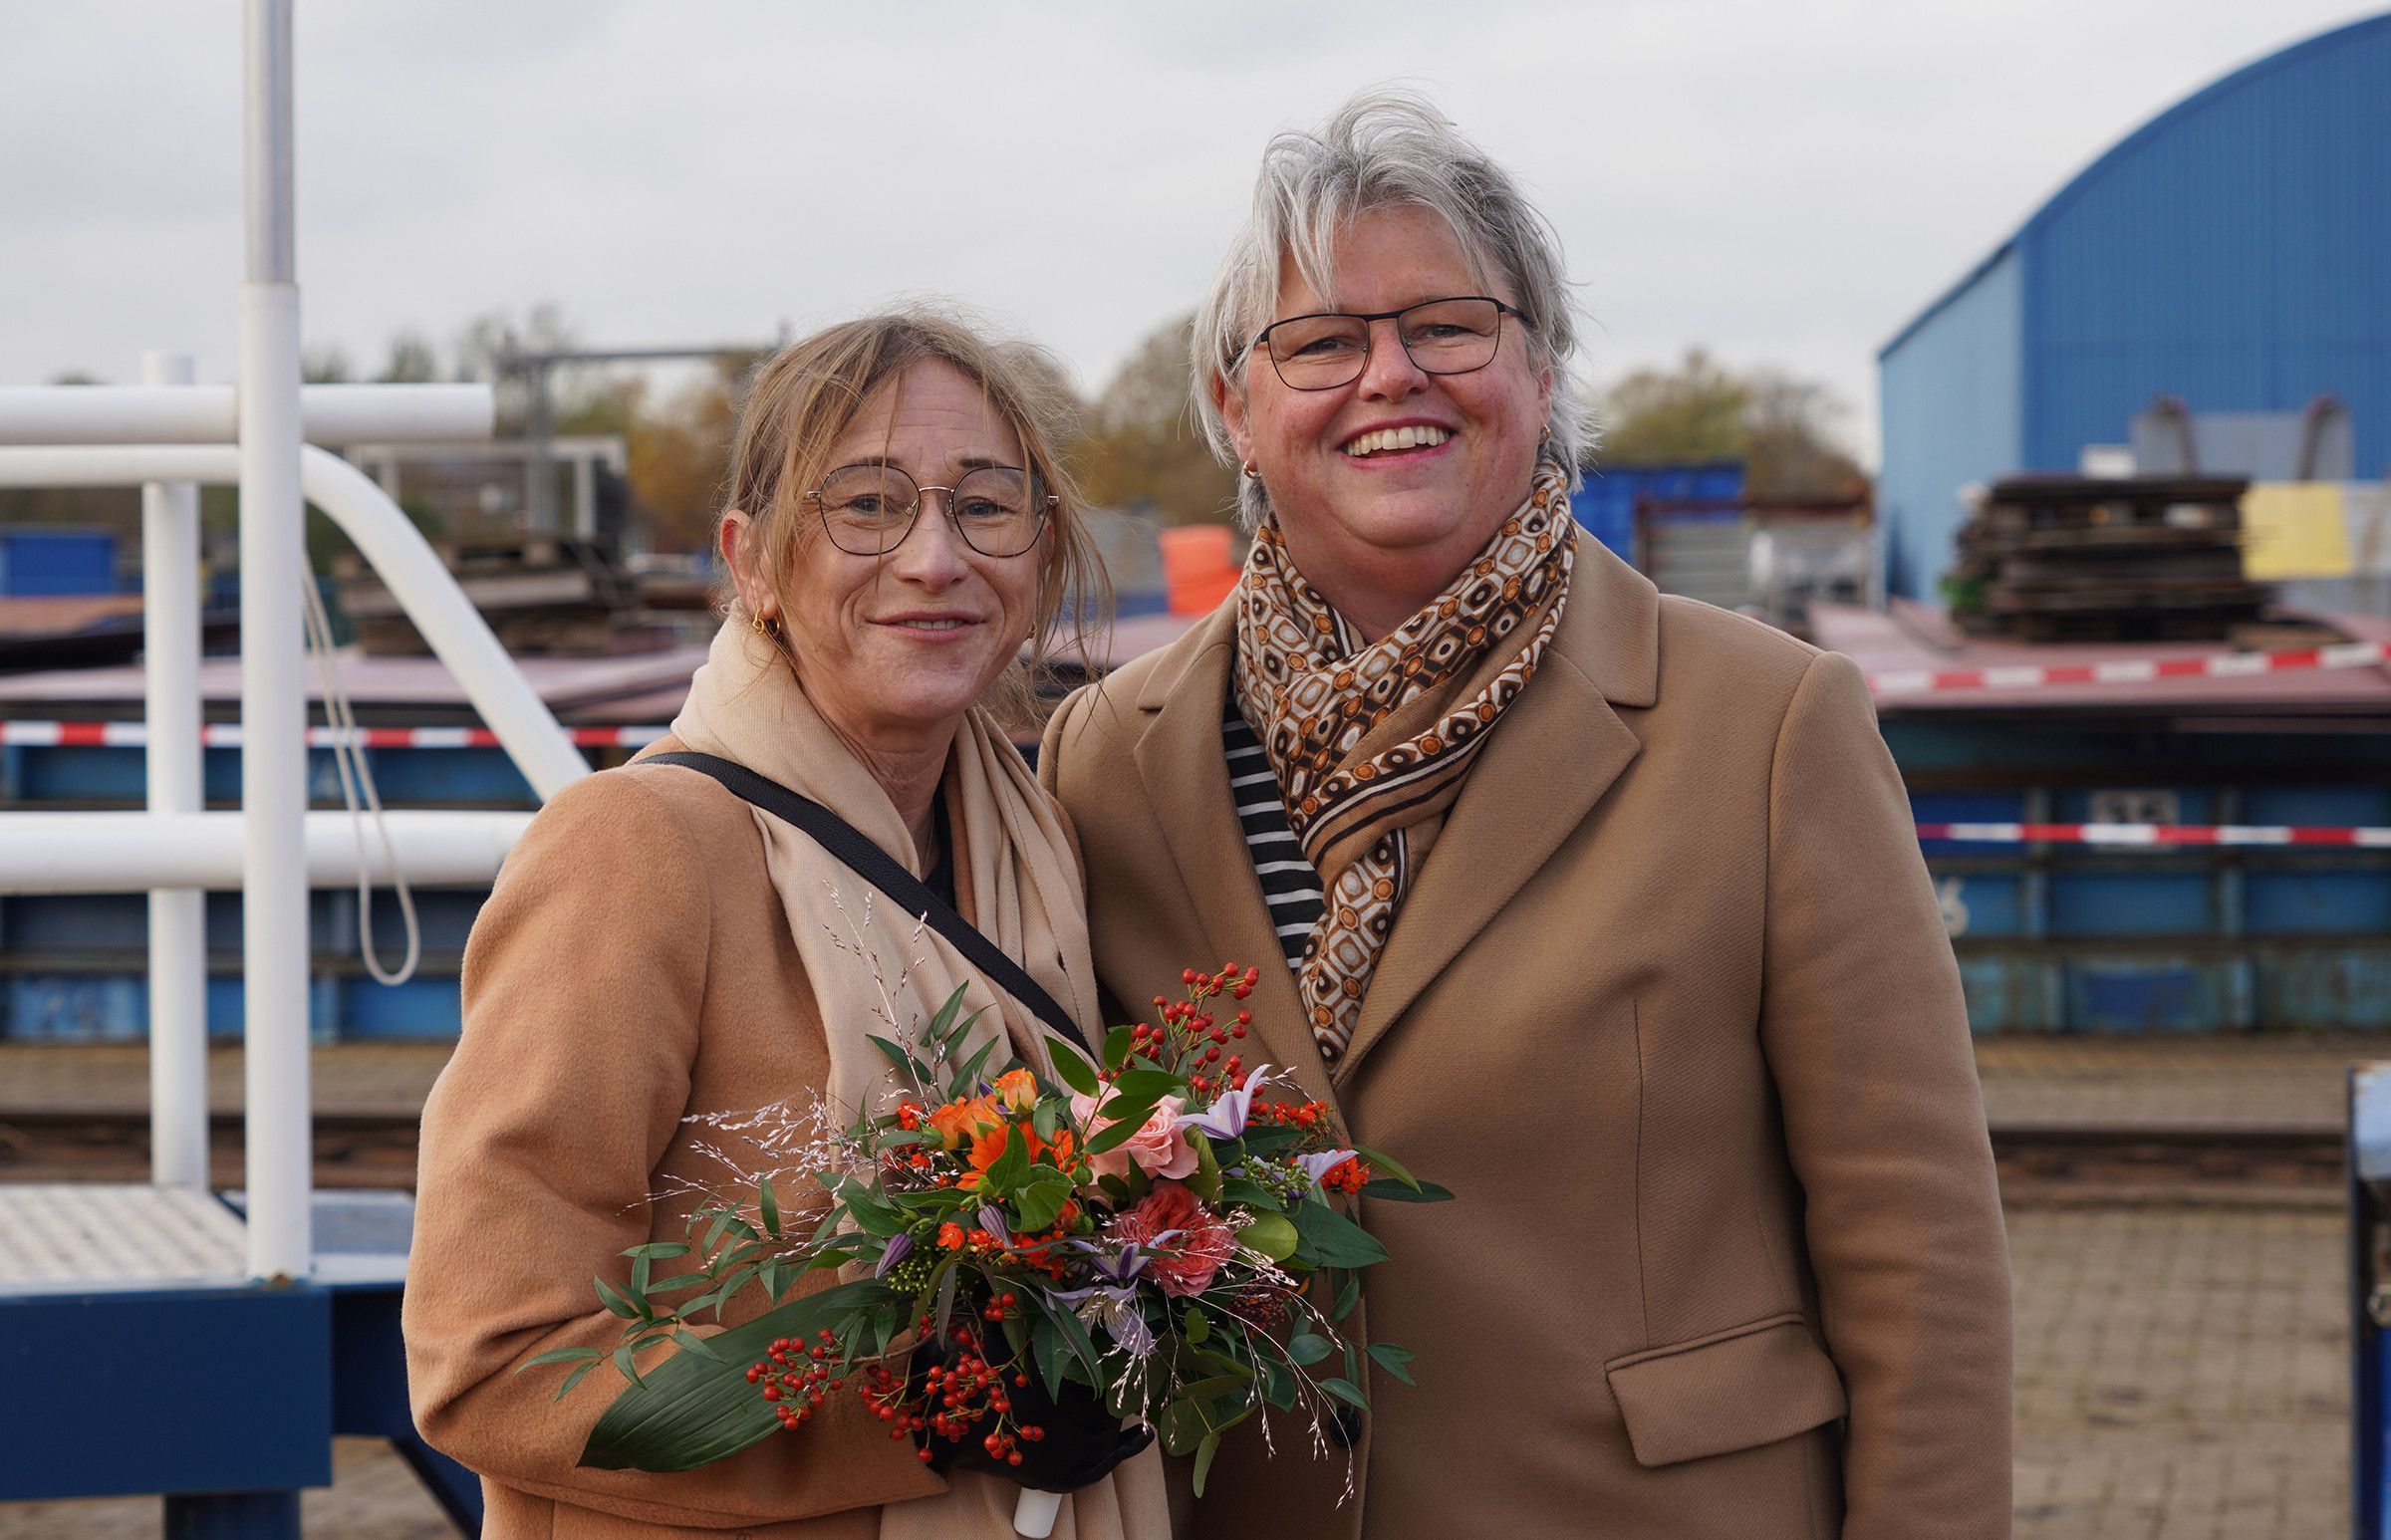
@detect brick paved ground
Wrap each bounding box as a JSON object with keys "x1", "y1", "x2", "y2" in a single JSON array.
[{"x1": 2010, "y1": 1204, "x2": 2347, "y2": 1540}]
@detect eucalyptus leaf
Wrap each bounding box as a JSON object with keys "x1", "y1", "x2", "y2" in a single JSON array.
[
  {"x1": 1235, "y1": 1211, "x2": 1298, "y2": 1262},
  {"x1": 1284, "y1": 1332, "x2": 1331, "y2": 1367}
]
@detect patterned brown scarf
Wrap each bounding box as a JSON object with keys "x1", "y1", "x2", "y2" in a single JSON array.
[{"x1": 1232, "y1": 457, "x2": 1575, "y2": 1064}]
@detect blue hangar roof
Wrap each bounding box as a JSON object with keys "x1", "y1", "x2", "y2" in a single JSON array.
[{"x1": 1875, "y1": 12, "x2": 2391, "y2": 596}]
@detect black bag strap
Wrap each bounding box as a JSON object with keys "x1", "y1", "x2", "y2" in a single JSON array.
[{"x1": 641, "y1": 751, "x2": 1088, "y2": 1050}]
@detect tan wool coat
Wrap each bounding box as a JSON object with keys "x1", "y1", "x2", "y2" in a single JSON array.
[
  {"x1": 1039, "y1": 537, "x2": 2013, "y2": 1540},
  {"x1": 405, "y1": 741, "x2": 952, "y2": 1540}
]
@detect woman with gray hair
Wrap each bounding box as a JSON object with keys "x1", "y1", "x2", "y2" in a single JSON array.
[{"x1": 1042, "y1": 90, "x2": 2011, "y2": 1538}]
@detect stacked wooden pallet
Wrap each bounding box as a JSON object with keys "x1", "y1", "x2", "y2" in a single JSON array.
[{"x1": 1946, "y1": 475, "x2": 2271, "y2": 642}]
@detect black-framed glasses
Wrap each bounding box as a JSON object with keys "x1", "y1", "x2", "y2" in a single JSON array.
[
  {"x1": 801, "y1": 463, "x2": 1055, "y2": 558},
  {"x1": 1248, "y1": 295, "x2": 1523, "y2": 391}
]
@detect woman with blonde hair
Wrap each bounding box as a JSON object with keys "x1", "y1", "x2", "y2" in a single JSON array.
[{"x1": 407, "y1": 309, "x2": 1167, "y2": 1540}]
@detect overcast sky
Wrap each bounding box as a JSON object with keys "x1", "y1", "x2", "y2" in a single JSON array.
[{"x1": 5, "y1": 1, "x2": 2382, "y2": 464}]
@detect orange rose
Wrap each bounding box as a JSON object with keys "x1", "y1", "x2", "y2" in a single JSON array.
[
  {"x1": 926, "y1": 1096, "x2": 1002, "y2": 1153},
  {"x1": 992, "y1": 1068, "x2": 1039, "y2": 1115}
]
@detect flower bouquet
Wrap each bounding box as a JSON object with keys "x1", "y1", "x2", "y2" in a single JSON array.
[{"x1": 526, "y1": 962, "x2": 1448, "y2": 1537}]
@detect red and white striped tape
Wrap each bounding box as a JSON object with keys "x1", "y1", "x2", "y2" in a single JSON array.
[
  {"x1": 0, "y1": 721, "x2": 667, "y2": 750},
  {"x1": 1915, "y1": 821, "x2": 2391, "y2": 849},
  {"x1": 1864, "y1": 638, "x2": 2391, "y2": 695}
]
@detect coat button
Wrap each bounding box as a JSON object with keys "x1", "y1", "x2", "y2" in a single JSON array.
[{"x1": 1329, "y1": 1406, "x2": 1364, "y2": 1446}]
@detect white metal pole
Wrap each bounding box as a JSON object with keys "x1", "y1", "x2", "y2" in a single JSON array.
[
  {"x1": 141, "y1": 351, "x2": 209, "y2": 1192},
  {"x1": 240, "y1": 0, "x2": 311, "y2": 1283}
]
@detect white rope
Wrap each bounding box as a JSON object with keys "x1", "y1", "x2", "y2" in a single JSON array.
[{"x1": 299, "y1": 565, "x2": 420, "y2": 986}]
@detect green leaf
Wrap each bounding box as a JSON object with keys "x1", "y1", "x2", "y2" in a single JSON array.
[
  {"x1": 1031, "y1": 1313, "x2": 1073, "y2": 1400},
  {"x1": 758, "y1": 1178, "x2": 780, "y2": 1239},
  {"x1": 579, "y1": 1278, "x2": 895, "y2": 1471},
  {"x1": 1235, "y1": 1211, "x2": 1298, "y2": 1262},
  {"x1": 1186, "y1": 1134, "x2": 1222, "y2": 1203},
  {"x1": 555, "y1": 1358, "x2": 602, "y2": 1403},
  {"x1": 1048, "y1": 1037, "x2": 1101, "y2": 1096},
  {"x1": 1010, "y1": 1170, "x2": 1073, "y2": 1234},
  {"x1": 1319, "y1": 1376, "x2": 1370, "y2": 1411},
  {"x1": 515, "y1": 1345, "x2": 604, "y2": 1373},
  {"x1": 1182, "y1": 1305, "x2": 1210, "y2": 1346},
  {"x1": 613, "y1": 1342, "x2": 648, "y2": 1392},
  {"x1": 1109, "y1": 1068, "x2": 1188, "y2": 1101},
  {"x1": 593, "y1": 1276, "x2": 644, "y2": 1322},
  {"x1": 1084, "y1": 1095, "x2": 1166, "y2": 1155},
  {"x1": 1233, "y1": 1125, "x2": 1301, "y2": 1155},
  {"x1": 925, "y1": 984, "x2": 970, "y2": 1047},
  {"x1": 1332, "y1": 1271, "x2": 1362, "y2": 1323},
  {"x1": 867, "y1": 1034, "x2": 925, "y2": 1081},
  {"x1": 1047, "y1": 1295, "x2": 1103, "y2": 1378},
  {"x1": 1357, "y1": 1177, "x2": 1455, "y2": 1204},
  {"x1": 621, "y1": 1241, "x2": 693, "y2": 1261},
  {"x1": 1191, "y1": 1431, "x2": 1222, "y2": 1497},
  {"x1": 1103, "y1": 1025, "x2": 1138, "y2": 1072},
  {"x1": 948, "y1": 1035, "x2": 1001, "y2": 1100},
  {"x1": 1348, "y1": 1144, "x2": 1421, "y2": 1192},
  {"x1": 1284, "y1": 1332, "x2": 1331, "y2": 1367},
  {"x1": 1367, "y1": 1343, "x2": 1417, "y2": 1387},
  {"x1": 1031, "y1": 1098, "x2": 1062, "y2": 1143},
  {"x1": 1258, "y1": 1352, "x2": 1296, "y2": 1410},
  {"x1": 1289, "y1": 1197, "x2": 1389, "y2": 1270}
]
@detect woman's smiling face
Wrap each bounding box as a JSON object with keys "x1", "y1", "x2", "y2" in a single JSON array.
[
  {"x1": 1219, "y1": 203, "x2": 1551, "y2": 633},
  {"x1": 736, "y1": 359, "x2": 1046, "y2": 755}
]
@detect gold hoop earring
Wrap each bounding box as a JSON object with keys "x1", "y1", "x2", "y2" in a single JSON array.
[
  {"x1": 749, "y1": 611, "x2": 777, "y2": 643},
  {"x1": 1241, "y1": 464, "x2": 1261, "y2": 481}
]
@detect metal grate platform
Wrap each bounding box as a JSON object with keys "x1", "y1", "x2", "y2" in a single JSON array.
[{"x1": 0, "y1": 1181, "x2": 247, "y2": 1293}]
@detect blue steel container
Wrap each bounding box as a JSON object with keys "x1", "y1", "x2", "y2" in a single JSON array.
[
  {"x1": 0, "y1": 529, "x2": 118, "y2": 596},
  {"x1": 1569, "y1": 461, "x2": 1744, "y2": 563}
]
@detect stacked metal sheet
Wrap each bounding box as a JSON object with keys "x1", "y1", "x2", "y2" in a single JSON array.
[{"x1": 1946, "y1": 475, "x2": 2271, "y2": 642}]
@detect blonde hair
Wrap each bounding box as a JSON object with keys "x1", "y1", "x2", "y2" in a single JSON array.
[{"x1": 719, "y1": 306, "x2": 1108, "y2": 710}]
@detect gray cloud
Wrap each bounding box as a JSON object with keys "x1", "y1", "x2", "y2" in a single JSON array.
[{"x1": 4, "y1": 1, "x2": 2377, "y2": 464}]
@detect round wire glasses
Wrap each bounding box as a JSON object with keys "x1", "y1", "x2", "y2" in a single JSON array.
[
  {"x1": 1249, "y1": 295, "x2": 1522, "y2": 391},
  {"x1": 802, "y1": 463, "x2": 1055, "y2": 557}
]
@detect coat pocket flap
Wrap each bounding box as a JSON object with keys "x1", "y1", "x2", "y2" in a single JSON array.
[{"x1": 1604, "y1": 1313, "x2": 1847, "y2": 1468}]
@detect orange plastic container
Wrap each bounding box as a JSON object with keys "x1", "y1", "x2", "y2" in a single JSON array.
[{"x1": 1160, "y1": 525, "x2": 1239, "y2": 615}]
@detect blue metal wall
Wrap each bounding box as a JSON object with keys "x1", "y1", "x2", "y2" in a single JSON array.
[
  {"x1": 1878, "y1": 250, "x2": 2022, "y2": 600},
  {"x1": 1568, "y1": 461, "x2": 1744, "y2": 562},
  {"x1": 1877, "y1": 12, "x2": 2391, "y2": 596}
]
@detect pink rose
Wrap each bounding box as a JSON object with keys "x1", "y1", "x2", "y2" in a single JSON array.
[{"x1": 1070, "y1": 1088, "x2": 1197, "y2": 1181}]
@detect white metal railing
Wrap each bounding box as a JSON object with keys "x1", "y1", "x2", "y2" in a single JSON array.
[
  {"x1": 0, "y1": 811, "x2": 536, "y2": 894},
  {"x1": 0, "y1": 383, "x2": 492, "y2": 446}
]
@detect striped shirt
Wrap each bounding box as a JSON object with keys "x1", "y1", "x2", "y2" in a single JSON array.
[{"x1": 1221, "y1": 696, "x2": 1324, "y2": 971}]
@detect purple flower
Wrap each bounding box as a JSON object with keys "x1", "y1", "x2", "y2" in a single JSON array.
[
  {"x1": 1296, "y1": 1149, "x2": 1358, "y2": 1187},
  {"x1": 874, "y1": 1231, "x2": 912, "y2": 1279},
  {"x1": 977, "y1": 1205, "x2": 1013, "y2": 1248},
  {"x1": 1179, "y1": 1064, "x2": 1275, "y2": 1141}
]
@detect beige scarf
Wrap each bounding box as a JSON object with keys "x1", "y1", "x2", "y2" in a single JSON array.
[
  {"x1": 1234, "y1": 459, "x2": 1574, "y2": 1066},
  {"x1": 668, "y1": 619, "x2": 1168, "y2": 1540}
]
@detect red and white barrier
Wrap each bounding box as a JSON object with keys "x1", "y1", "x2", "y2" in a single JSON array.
[
  {"x1": 0, "y1": 721, "x2": 666, "y2": 750},
  {"x1": 1916, "y1": 821, "x2": 2391, "y2": 849},
  {"x1": 1864, "y1": 638, "x2": 2391, "y2": 695}
]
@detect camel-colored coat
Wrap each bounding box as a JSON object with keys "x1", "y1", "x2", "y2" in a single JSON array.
[
  {"x1": 1039, "y1": 538, "x2": 2012, "y2": 1540},
  {"x1": 405, "y1": 742, "x2": 949, "y2": 1539}
]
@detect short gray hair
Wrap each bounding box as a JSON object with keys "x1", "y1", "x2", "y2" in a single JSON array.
[{"x1": 1192, "y1": 88, "x2": 1587, "y2": 528}]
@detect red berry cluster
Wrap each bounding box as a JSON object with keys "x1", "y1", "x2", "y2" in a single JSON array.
[
  {"x1": 1134, "y1": 963, "x2": 1261, "y2": 1094},
  {"x1": 747, "y1": 1329, "x2": 847, "y2": 1430},
  {"x1": 855, "y1": 1316, "x2": 1047, "y2": 1466}
]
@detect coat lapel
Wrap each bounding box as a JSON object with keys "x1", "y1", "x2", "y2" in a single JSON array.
[
  {"x1": 1336, "y1": 537, "x2": 1663, "y2": 1079},
  {"x1": 1128, "y1": 605, "x2": 1340, "y2": 1109}
]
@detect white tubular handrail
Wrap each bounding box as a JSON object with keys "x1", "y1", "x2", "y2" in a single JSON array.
[
  {"x1": 0, "y1": 383, "x2": 495, "y2": 445},
  {"x1": 0, "y1": 443, "x2": 592, "y2": 803},
  {"x1": 0, "y1": 811, "x2": 534, "y2": 895},
  {"x1": 141, "y1": 351, "x2": 210, "y2": 1193}
]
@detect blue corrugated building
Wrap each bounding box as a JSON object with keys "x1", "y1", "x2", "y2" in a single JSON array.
[{"x1": 1877, "y1": 12, "x2": 2391, "y2": 599}]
